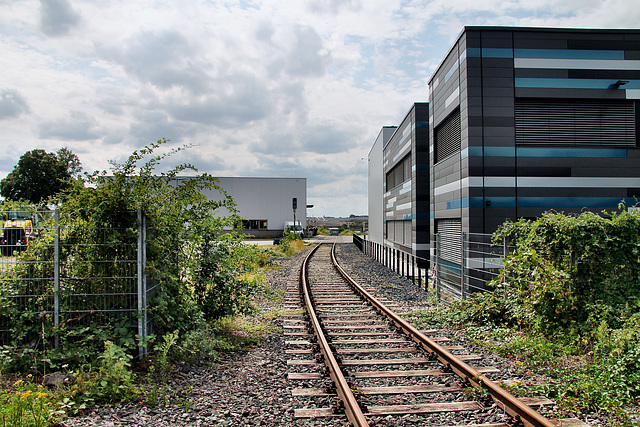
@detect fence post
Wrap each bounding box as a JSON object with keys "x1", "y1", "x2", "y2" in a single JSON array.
[
  {"x1": 384, "y1": 246, "x2": 387, "y2": 268},
  {"x1": 395, "y1": 249, "x2": 399, "y2": 275},
  {"x1": 137, "y1": 210, "x2": 147, "y2": 360},
  {"x1": 411, "y1": 255, "x2": 415, "y2": 284},
  {"x1": 54, "y1": 208, "x2": 60, "y2": 348},
  {"x1": 461, "y1": 232, "x2": 467, "y2": 300},
  {"x1": 435, "y1": 233, "x2": 441, "y2": 301}
]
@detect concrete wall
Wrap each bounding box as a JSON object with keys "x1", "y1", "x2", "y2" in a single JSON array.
[{"x1": 171, "y1": 176, "x2": 307, "y2": 238}]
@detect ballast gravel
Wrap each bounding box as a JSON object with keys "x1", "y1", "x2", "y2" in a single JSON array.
[{"x1": 57, "y1": 239, "x2": 607, "y2": 426}]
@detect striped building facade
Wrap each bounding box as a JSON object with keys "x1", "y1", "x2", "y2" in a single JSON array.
[
  {"x1": 382, "y1": 103, "x2": 430, "y2": 263},
  {"x1": 429, "y1": 27, "x2": 640, "y2": 258}
]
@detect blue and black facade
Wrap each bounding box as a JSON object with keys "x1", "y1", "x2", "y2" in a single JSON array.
[
  {"x1": 428, "y1": 27, "x2": 640, "y2": 258},
  {"x1": 382, "y1": 103, "x2": 430, "y2": 262}
]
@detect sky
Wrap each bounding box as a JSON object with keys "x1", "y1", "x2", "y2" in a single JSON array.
[{"x1": 1, "y1": 0, "x2": 639, "y2": 218}]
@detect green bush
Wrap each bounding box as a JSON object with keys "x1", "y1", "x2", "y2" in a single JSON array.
[
  {"x1": 493, "y1": 208, "x2": 640, "y2": 338},
  {"x1": 0, "y1": 140, "x2": 271, "y2": 373}
]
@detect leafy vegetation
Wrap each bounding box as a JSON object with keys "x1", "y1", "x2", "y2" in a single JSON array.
[
  {"x1": 411, "y1": 208, "x2": 640, "y2": 425},
  {"x1": 0, "y1": 140, "x2": 279, "y2": 422},
  {"x1": 275, "y1": 228, "x2": 306, "y2": 256}
]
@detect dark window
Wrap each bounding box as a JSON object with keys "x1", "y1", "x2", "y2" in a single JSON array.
[
  {"x1": 515, "y1": 99, "x2": 636, "y2": 147},
  {"x1": 385, "y1": 154, "x2": 412, "y2": 190},
  {"x1": 435, "y1": 109, "x2": 461, "y2": 163},
  {"x1": 241, "y1": 220, "x2": 268, "y2": 230}
]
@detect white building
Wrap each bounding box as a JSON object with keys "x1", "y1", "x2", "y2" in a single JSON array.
[
  {"x1": 171, "y1": 177, "x2": 307, "y2": 238},
  {"x1": 367, "y1": 126, "x2": 395, "y2": 244}
]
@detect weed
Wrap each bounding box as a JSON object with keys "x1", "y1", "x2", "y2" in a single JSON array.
[
  {"x1": 381, "y1": 282, "x2": 398, "y2": 289},
  {"x1": 0, "y1": 378, "x2": 56, "y2": 427}
]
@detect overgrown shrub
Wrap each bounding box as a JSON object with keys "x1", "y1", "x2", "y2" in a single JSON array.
[
  {"x1": 493, "y1": 207, "x2": 640, "y2": 338},
  {"x1": 0, "y1": 140, "x2": 271, "y2": 373},
  {"x1": 411, "y1": 207, "x2": 640, "y2": 423},
  {"x1": 277, "y1": 229, "x2": 304, "y2": 256}
]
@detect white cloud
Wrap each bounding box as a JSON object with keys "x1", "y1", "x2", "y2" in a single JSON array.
[{"x1": 0, "y1": 0, "x2": 638, "y2": 216}]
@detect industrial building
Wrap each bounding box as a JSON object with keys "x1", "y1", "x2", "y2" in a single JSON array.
[
  {"x1": 368, "y1": 103, "x2": 430, "y2": 263},
  {"x1": 369, "y1": 26, "x2": 640, "y2": 263},
  {"x1": 171, "y1": 177, "x2": 307, "y2": 238}
]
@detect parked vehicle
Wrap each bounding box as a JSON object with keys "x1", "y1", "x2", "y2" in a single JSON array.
[
  {"x1": 284, "y1": 221, "x2": 305, "y2": 237},
  {"x1": 0, "y1": 211, "x2": 38, "y2": 256}
]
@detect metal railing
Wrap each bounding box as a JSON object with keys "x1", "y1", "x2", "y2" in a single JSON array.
[
  {"x1": 353, "y1": 233, "x2": 512, "y2": 303},
  {"x1": 353, "y1": 234, "x2": 429, "y2": 289},
  {"x1": 0, "y1": 209, "x2": 151, "y2": 358}
]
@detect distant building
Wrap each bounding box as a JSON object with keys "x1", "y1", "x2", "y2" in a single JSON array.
[
  {"x1": 368, "y1": 126, "x2": 395, "y2": 244},
  {"x1": 171, "y1": 177, "x2": 306, "y2": 238}
]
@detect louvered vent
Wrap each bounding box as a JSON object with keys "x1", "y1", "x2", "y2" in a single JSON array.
[
  {"x1": 435, "y1": 109, "x2": 461, "y2": 162},
  {"x1": 437, "y1": 218, "x2": 462, "y2": 264},
  {"x1": 515, "y1": 99, "x2": 636, "y2": 147}
]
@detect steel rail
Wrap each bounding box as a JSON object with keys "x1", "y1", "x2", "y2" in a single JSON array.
[
  {"x1": 330, "y1": 243, "x2": 556, "y2": 427},
  {"x1": 300, "y1": 243, "x2": 370, "y2": 427}
]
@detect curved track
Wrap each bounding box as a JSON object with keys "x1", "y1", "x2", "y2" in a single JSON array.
[{"x1": 286, "y1": 240, "x2": 559, "y2": 426}]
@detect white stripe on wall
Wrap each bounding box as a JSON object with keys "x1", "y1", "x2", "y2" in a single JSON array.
[{"x1": 515, "y1": 58, "x2": 640, "y2": 70}]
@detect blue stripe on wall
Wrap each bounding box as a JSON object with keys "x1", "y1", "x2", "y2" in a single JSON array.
[
  {"x1": 515, "y1": 78, "x2": 640, "y2": 89},
  {"x1": 444, "y1": 197, "x2": 633, "y2": 209},
  {"x1": 466, "y1": 47, "x2": 481, "y2": 58},
  {"x1": 439, "y1": 259, "x2": 461, "y2": 275},
  {"x1": 464, "y1": 147, "x2": 627, "y2": 158},
  {"x1": 485, "y1": 147, "x2": 515, "y2": 157},
  {"x1": 415, "y1": 121, "x2": 429, "y2": 128},
  {"x1": 483, "y1": 48, "x2": 513, "y2": 58},
  {"x1": 515, "y1": 49, "x2": 624, "y2": 60},
  {"x1": 516, "y1": 147, "x2": 628, "y2": 158},
  {"x1": 517, "y1": 197, "x2": 631, "y2": 208}
]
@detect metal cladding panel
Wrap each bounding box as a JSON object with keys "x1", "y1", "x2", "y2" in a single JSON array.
[
  {"x1": 428, "y1": 26, "x2": 640, "y2": 240},
  {"x1": 172, "y1": 177, "x2": 307, "y2": 230}
]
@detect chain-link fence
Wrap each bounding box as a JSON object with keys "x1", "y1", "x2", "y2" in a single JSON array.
[{"x1": 0, "y1": 209, "x2": 152, "y2": 358}]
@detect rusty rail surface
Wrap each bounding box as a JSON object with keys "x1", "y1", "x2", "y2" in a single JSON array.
[
  {"x1": 330, "y1": 242, "x2": 557, "y2": 427},
  {"x1": 300, "y1": 243, "x2": 370, "y2": 427}
]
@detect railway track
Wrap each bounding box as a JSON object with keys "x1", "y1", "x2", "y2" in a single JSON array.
[{"x1": 284, "y1": 240, "x2": 582, "y2": 427}]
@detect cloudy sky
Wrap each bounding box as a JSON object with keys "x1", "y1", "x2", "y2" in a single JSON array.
[{"x1": 1, "y1": 0, "x2": 639, "y2": 217}]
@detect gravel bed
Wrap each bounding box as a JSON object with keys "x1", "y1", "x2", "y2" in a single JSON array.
[{"x1": 57, "y1": 240, "x2": 601, "y2": 426}]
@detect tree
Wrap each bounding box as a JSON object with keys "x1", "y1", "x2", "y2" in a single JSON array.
[{"x1": 0, "y1": 148, "x2": 82, "y2": 203}]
